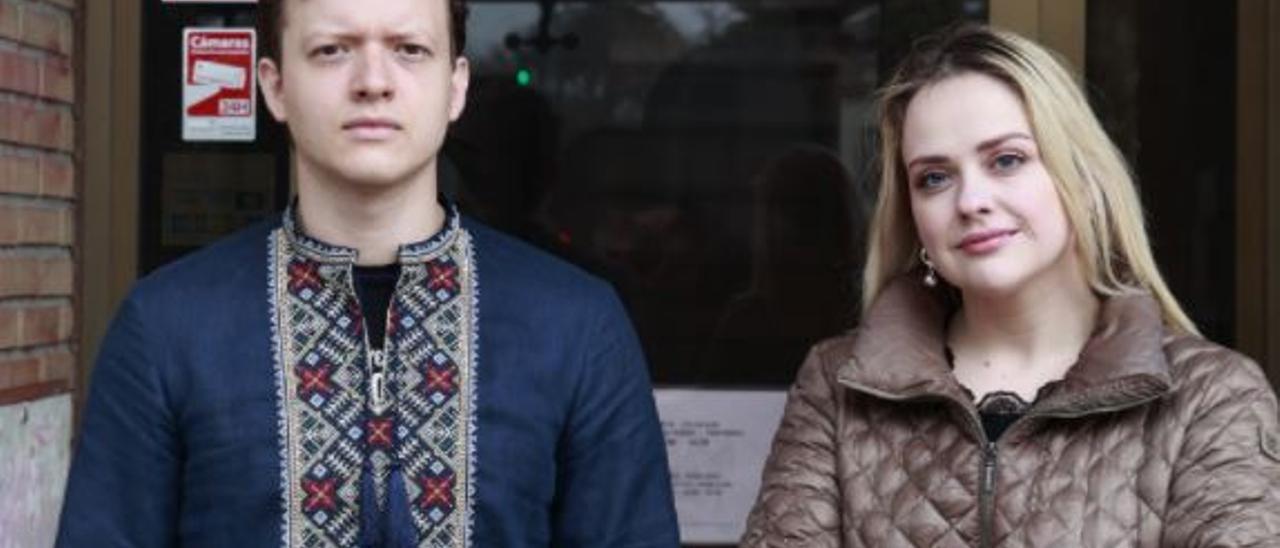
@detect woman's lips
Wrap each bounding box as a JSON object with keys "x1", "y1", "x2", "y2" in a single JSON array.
[{"x1": 956, "y1": 229, "x2": 1018, "y2": 255}]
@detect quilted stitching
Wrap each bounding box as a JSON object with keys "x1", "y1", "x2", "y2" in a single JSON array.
[{"x1": 741, "y1": 279, "x2": 1280, "y2": 547}]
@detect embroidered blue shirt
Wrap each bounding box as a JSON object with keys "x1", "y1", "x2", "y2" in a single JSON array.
[{"x1": 56, "y1": 206, "x2": 679, "y2": 547}]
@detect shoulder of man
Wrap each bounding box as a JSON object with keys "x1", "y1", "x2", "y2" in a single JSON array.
[
  {"x1": 461, "y1": 215, "x2": 618, "y2": 314},
  {"x1": 124, "y1": 217, "x2": 278, "y2": 320}
]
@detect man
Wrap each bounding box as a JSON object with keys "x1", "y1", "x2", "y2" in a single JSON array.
[{"x1": 56, "y1": 0, "x2": 679, "y2": 545}]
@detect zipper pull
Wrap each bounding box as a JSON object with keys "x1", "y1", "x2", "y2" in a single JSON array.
[
  {"x1": 981, "y1": 442, "x2": 998, "y2": 493},
  {"x1": 368, "y1": 349, "x2": 390, "y2": 414}
]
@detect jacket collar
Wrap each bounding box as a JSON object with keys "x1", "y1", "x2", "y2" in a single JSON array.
[
  {"x1": 281, "y1": 197, "x2": 463, "y2": 264},
  {"x1": 837, "y1": 276, "x2": 1173, "y2": 417}
]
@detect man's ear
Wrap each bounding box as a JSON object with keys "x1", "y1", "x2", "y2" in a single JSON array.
[
  {"x1": 448, "y1": 56, "x2": 470, "y2": 122},
  {"x1": 258, "y1": 57, "x2": 288, "y2": 123}
]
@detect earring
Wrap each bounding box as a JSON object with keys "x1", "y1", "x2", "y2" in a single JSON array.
[{"x1": 919, "y1": 248, "x2": 938, "y2": 287}]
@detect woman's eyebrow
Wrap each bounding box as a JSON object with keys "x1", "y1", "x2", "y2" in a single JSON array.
[{"x1": 976, "y1": 132, "x2": 1034, "y2": 152}]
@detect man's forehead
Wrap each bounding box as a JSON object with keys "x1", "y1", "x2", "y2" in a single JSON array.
[{"x1": 282, "y1": 0, "x2": 447, "y2": 32}]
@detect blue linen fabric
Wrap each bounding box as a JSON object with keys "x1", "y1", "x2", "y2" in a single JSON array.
[{"x1": 55, "y1": 213, "x2": 679, "y2": 547}]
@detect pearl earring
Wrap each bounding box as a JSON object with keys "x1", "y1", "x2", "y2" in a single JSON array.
[{"x1": 919, "y1": 248, "x2": 937, "y2": 287}]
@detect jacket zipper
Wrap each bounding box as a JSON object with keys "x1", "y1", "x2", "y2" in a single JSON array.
[
  {"x1": 840, "y1": 375, "x2": 1167, "y2": 548},
  {"x1": 839, "y1": 380, "x2": 998, "y2": 546},
  {"x1": 979, "y1": 442, "x2": 998, "y2": 548}
]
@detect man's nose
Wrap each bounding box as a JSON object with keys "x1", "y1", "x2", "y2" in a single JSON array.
[{"x1": 351, "y1": 47, "x2": 394, "y2": 101}]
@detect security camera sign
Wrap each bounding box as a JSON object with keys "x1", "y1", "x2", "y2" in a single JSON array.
[{"x1": 183, "y1": 28, "x2": 256, "y2": 141}]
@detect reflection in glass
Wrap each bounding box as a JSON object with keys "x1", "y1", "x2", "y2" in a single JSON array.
[{"x1": 447, "y1": 1, "x2": 986, "y2": 387}]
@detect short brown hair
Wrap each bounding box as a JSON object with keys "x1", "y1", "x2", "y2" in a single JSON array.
[{"x1": 256, "y1": 0, "x2": 469, "y2": 65}]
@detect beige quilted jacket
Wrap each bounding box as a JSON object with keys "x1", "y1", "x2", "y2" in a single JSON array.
[{"x1": 742, "y1": 278, "x2": 1280, "y2": 547}]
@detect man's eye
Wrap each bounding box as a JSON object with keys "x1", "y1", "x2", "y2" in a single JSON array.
[
  {"x1": 397, "y1": 44, "x2": 431, "y2": 59},
  {"x1": 311, "y1": 44, "x2": 347, "y2": 59}
]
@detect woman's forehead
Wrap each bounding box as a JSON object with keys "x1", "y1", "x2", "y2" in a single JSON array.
[{"x1": 901, "y1": 73, "x2": 1031, "y2": 160}]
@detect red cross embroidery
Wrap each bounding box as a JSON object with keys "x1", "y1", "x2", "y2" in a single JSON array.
[
  {"x1": 345, "y1": 299, "x2": 366, "y2": 336},
  {"x1": 287, "y1": 261, "x2": 323, "y2": 293},
  {"x1": 426, "y1": 263, "x2": 458, "y2": 292},
  {"x1": 425, "y1": 365, "x2": 455, "y2": 393},
  {"x1": 302, "y1": 478, "x2": 337, "y2": 512},
  {"x1": 385, "y1": 304, "x2": 399, "y2": 338},
  {"x1": 298, "y1": 365, "x2": 332, "y2": 397},
  {"x1": 367, "y1": 417, "x2": 395, "y2": 449},
  {"x1": 417, "y1": 473, "x2": 455, "y2": 510}
]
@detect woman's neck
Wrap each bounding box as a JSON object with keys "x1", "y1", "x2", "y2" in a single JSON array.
[{"x1": 948, "y1": 265, "x2": 1100, "y2": 400}]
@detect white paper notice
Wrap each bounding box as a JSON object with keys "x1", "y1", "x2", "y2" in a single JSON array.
[
  {"x1": 655, "y1": 388, "x2": 788, "y2": 544},
  {"x1": 182, "y1": 28, "x2": 256, "y2": 142}
]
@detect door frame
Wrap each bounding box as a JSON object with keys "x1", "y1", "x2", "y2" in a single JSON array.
[
  {"x1": 80, "y1": 0, "x2": 140, "y2": 413},
  {"x1": 1237, "y1": 0, "x2": 1280, "y2": 382}
]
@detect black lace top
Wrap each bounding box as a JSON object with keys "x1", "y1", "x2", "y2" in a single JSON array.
[{"x1": 945, "y1": 346, "x2": 1036, "y2": 442}]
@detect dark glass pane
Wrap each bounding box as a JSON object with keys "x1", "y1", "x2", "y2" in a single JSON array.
[
  {"x1": 1087, "y1": 0, "x2": 1236, "y2": 342},
  {"x1": 139, "y1": 3, "x2": 291, "y2": 274},
  {"x1": 447, "y1": 0, "x2": 987, "y2": 388}
]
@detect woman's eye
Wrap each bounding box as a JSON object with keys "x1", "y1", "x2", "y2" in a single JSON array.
[
  {"x1": 917, "y1": 171, "x2": 949, "y2": 189},
  {"x1": 991, "y1": 153, "x2": 1025, "y2": 172}
]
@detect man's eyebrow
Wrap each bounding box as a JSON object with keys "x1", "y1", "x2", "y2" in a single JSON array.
[{"x1": 299, "y1": 26, "x2": 435, "y2": 41}]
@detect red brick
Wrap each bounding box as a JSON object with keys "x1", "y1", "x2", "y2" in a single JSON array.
[
  {"x1": 0, "y1": 151, "x2": 40, "y2": 194},
  {"x1": 19, "y1": 4, "x2": 72, "y2": 55},
  {"x1": 58, "y1": 103, "x2": 72, "y2": 149},
  {"x1": 39, "y1": 53, "x2": 72, "y2": 102},
  {"x1": 40, "y1": 0, "x2": 77, "y2": 11},
  {"x1": 0, "y1": 2, "x2": 19, "y2": 43},
  {"x1": 38, "y1": 347, "x2": 72, "y2": 383},
  {"x1": 0, "y1": 49, "x2": 40, "y2": 96},
  {"x1": 0, "y1": 255, "x2": 73, "y2": 297},
  {"x1": 0, "y1": 353, "x2": 41, "y2": 390},
  {"x1": 0, "y1": 100, "x2": 72, "y2": 150},
  {"x1": 0, "y1": 306, "x2": 19, "y2": 348},
  {"x1": 20, "y1": 302, "x2": 65, "y2": 345},
  {"x1": 23, "y1": 103, "x2": 59, "y2": 149},
  {"x1": 0, "y1": 100, "x2": 18, "y2": 143},
  {"x1": 58, "y1": 301, "x2": 71, "y2": 338},
  {"x1": 0, "y1": 202, "x2": 71, "y2": 245},
  {"x1": 38, "y1": 154, "x2": 71, "y2": 197}
]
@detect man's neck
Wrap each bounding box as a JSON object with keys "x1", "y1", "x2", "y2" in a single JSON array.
[{"x1": 294, "y1": 162, "x2": 446, "y2": 266}]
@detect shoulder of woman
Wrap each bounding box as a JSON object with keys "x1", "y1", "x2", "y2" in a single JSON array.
[{"x1": 1162, "y1": 331, "x2": 1275, "y2": 404}]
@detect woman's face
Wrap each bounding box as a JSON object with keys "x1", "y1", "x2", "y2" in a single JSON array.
[{"x1": 901, "y1": 72, "x2": 1079, "y2": 299}]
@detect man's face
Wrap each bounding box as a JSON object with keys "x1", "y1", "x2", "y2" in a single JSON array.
[{"x1": 258, "y1": 0, "x2": 469, "y2": 188}]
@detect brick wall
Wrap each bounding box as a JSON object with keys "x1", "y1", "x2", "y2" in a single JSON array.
[{"x1": 0, "y1": 0, "x2": 77, "y2": 406}]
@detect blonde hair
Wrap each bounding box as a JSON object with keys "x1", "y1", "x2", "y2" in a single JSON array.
[{"x1": 864, "y1": 23, "x2": 1198, "y2": 334}]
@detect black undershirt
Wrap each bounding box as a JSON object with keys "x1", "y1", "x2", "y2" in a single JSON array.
[
  {"x1": 945, "y1": 346, "x2": 1031, "y2": 442},
  {"x1": 353, "y1": 264, "x2": 401, "y2": 350}
]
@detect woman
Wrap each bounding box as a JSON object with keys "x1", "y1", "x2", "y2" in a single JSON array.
[{"x1": 742, "y1": 24, "x2": 1280, "y2": 547}]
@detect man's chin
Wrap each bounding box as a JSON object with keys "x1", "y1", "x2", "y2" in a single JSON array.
[{"x1": 333, "y1": 163, "x2": 429, "y2": 189}]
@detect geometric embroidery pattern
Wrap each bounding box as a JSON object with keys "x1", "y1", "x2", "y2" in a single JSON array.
[{"x1": 271, "y1": 207, "x2": 476, "y2": 548}]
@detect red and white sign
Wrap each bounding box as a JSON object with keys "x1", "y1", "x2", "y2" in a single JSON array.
[{"x1": 182, "y1": 28, "x2": 256, "y2": 142}]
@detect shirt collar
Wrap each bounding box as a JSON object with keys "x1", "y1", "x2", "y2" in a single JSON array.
[{"x1": 282, "y1": 196, "x2": 463, "y2": 264}]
